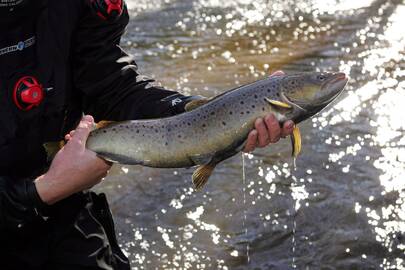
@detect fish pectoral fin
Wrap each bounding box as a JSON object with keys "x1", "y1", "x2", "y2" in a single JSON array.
[
  {"x1": 43, "y1": 140, "x2": 65, "y2": 161},
  {"x1": 184, "y1": 98, "x2": 210, "y2": 111},
  {"x1": 96, "y1": 120, "x2": 117, "y2": 130},
  {"x1": 190, "y1": 153, "x2": 214, "y2": 165},
  {"x1": 290, "y1": 125, "x2": 302, "y2": 158},
  {"x1": 192, "y1": 162, "x2": 217, "y2": 190},
  {"x1": 265, "y1": 98, "x2": 292, "y2": 109}
]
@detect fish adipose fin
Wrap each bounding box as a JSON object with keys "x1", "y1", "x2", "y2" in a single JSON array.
[
  {"x1": 184, "y1": 98, "x2": 211, "y2": 111},
  {"x1": 264, "y1": 98, "x2": 292, "y2": 109},
  {"x1": 290, "y1": 125, "x2": 302, "y2": 158},
  {"x1": 192, "y1": 162, "x2": 218, "y2": 190},
  {"x1": 96, "y1": 120, "x2": 117, "y2": 129}
]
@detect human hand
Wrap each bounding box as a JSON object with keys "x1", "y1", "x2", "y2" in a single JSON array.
[
  {"x1": 243, "y1": 71, "x2": 295, "y2": 153},
  {"x1": 35, "y1": 115, "x2": 111, "y2": 205}
]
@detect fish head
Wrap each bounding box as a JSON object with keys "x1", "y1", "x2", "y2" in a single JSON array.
[{"x1": 280, "y1": 72, "x2": 348, "y2": 122}]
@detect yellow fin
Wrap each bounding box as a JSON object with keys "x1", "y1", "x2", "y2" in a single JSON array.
[
  {"x1": 43, "y1": 140, "x2": 65, "y2": 161},
  {"x1": 185, "y1": 98, "x2": 210, "y2": 112},
  {"x1": 96, "y1": 120, "x2": 116, "y2": 129},
  {"x1": 265, "y1": 98, "x2": 292, "y2": 109},
  {"x1": 290, "y1": 125, "x2": 302, "y2": 158},
  {"x1": 192, "y1": 163, "x2": 217, "y2": 190}
]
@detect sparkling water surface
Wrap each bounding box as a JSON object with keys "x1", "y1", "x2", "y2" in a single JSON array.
[{"x1": 95, "y1": 0, "x2": 405, "y2": 269}]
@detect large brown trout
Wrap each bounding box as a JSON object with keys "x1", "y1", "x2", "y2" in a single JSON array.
[{"x1": 86, "y1": 72, "x2": 348, "y2": 189}]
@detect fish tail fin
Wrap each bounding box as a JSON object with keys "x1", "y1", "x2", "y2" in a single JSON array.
[
  {"x1": 43, "y1": 140, "x2": 65, "y2": 161},
  {"x1": 192, "y1": 163, "x2": 217, "y2": 190}
]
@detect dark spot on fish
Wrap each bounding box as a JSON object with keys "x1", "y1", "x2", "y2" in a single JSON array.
[
  {"x1": 112, "y1": 128, "x2": 116, "y2": 131},
  {"x1": 222, "y1": 121, "x2": 226, "y2": 126},
  {"x1": 155, "y1": 129, "x2": 159, "y2": 133},
  {"x1": 251, "y1": 105, "x2": 255, "y2": 108},
  {"x1": 229, "y1": 111, "x2": 233, "y2": 115},
  {"x1": 103, "y1": 130, "x2": 107, "y2": 133},
  {"x1": 197, "y1": 113, "x2": 200, "y2": 117},
  {"x1": 175, "y1": 124, "x2": 178, "y2": 127},
  {"x1": 178, "y1": 135, "x2": 181, "y2": 138},
  {"x1": 136, "y1": 130, "x2": 140, "y2": 133},
  {"x1": 240, "y1": 101, "x2": 244, "y2": 105},
  {"x1": 187, "y1": 122, "x2": 191, "y2": 126},
  {"x1": 210, "y1": 112, "x2": 215, "y2": 115},
  {"x1": 246, "y1": 111, "x2": 250, "y2": 114},
  {"x1": 165, "y1": 142, "x2": 168, "y2": 146},
  {"x1": 276, "y1": 93, "x2": 280, "y2": 96},
  {"x1": 254, "y1": 94, "x2": 258, "y2": 99},
  {"x1": 125, "y1": 125, "x2": 129, "y2": 129},
  {"x1": 262, "y1": 107, "x2": 265, "y2": 111},
  {"x1": 168, "y1": 128, "x2": 171, "y2": 132},
  {"x1": 241, "y1": 112, "x2": 244, "y2": 115},
  {"x1": 202, "y1": 124, "x2": 206, "y2": 127}
]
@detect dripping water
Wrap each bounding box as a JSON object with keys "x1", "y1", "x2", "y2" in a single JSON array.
[
  {"x1": 242, "y1": 153, "x2": 250, "y2": 264},
  {"x1": 291, "y1": 158, "x2": 298, "y2": 268}
]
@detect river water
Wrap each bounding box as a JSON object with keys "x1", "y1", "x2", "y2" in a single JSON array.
[{"x1": 95, "y1": 0, "x2": 405, "y2": 269}]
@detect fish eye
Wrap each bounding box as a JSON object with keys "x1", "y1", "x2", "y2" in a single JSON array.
[{"x1": 317, "y1": 74, "x2": 326, "y2": 81}]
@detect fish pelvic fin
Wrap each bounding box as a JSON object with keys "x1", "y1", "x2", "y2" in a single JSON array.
[
  {"x1": 192, "y1": 162, "x2": 217, "y2": 190},
  {"x1": 265, "y1": 98, "x2": 292, "y2": 109},
  {"x1": 96, "y1": 120, "x2": 117, "y2": 130},
  {"x1": 290, "y1": 125, "x2": 302, "y2": 158},
  {"x1": 184, "y1": 98, "x2": 210, "y2": 112}
]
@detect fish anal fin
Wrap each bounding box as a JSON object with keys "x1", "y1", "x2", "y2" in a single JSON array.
[
  {"x1": 185, "y1": 98, "x2": 210, "y2": 112},
  {"x1": 192, "y1": 163, "x2": 217, "y2": 190},
  {"x1": 96, "y1": 120, "x2": 117, "y2": 130},
  {"x1": 265, "y1": 98, "x2": 292, "y2": 110},
  {"x1": 290, "y1": 125, "x2": 302, "y2": 158},
  {"x1": 97, "y1": 152, "x2": 141, "y2": 165}
]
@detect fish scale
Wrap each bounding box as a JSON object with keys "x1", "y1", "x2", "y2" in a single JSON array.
[{"x1": 86, "y1": 72, "x2": 348, "y2": 189}]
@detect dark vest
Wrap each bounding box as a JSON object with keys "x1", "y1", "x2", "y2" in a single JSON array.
[{"x1": 0, "y1": 1, "x2": 83, "y2": 177}]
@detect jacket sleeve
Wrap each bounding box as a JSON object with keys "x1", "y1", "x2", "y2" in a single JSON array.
[
  {"x1": 72, "y1": 2, "x2": 199, "y2": 122},
  {"x1": 0, "y1": 176, "x2": 47, "y2": 233}
]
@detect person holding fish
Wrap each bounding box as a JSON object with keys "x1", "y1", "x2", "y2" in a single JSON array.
[{"x1": 0, "y1": 0, "x2": 295, "y2": 269}]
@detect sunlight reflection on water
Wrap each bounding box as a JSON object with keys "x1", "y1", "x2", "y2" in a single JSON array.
[{"x1": 97, "y1": 0, "x2": 405, "y2": 269}]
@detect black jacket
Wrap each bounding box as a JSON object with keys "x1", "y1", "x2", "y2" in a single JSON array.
[{"x1": 0, "y1": 0, "x2": 194, "y2": 234}]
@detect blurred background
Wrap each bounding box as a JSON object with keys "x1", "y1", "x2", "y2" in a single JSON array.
[{"x1": 95, "y1": 0, "x2": 405, "y2": 269}]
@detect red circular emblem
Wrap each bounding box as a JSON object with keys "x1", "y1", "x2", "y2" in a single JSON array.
[{"x1": 13, "y1": 76, "x2": 44, "y2": 111}]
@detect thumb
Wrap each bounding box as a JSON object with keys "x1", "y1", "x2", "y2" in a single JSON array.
[
  {"x1": 71, "y1": 115, "x2": 95, "y2": 144},
  {"x1": 269, "y1": 70, "x2": 285, "y2": 77}
]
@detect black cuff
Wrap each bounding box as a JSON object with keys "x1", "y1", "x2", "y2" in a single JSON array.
[
  {"x1": 26, "y1": 181, "x2": 49, "y2": 212},
  {"x1": 160, "y1": 94, "x2": 205, "y2": 115}
]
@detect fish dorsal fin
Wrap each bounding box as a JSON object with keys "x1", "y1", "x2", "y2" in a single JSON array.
[
  {"x1": 290, "y1": 125, "x2": 302, "y2": 158},
  {"x1": 185, "y1": 98, "x2": 211, "y2": 112},
  {"x1": 192, "y1": 162, "x2": 217, "y2": 190},
  {"x1": 96, "y1": 120, "x2": 116, "y2": 129},
  {"x1": 265, "y1": 98, "x2": 292, "y2": 109}
]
